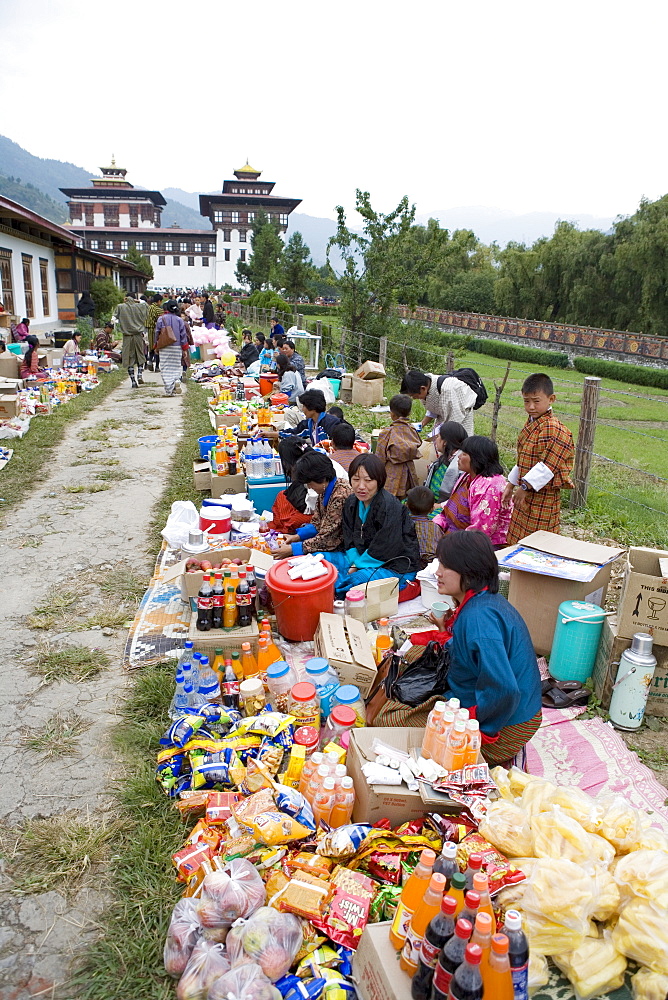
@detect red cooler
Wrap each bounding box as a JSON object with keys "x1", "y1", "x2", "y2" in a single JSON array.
[
  {"x1": 266, "y1": 559, "x2": 337, "y2": 641},
  {"x1": 199, "y1": 508, "x2": 231, "y2": 539}
]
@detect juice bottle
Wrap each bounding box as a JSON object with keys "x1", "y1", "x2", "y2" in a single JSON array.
[
  {"x1": 388, "y1": 849, "x2": 436, "y2": 950},
  {"x1": 484, "y1": 934, "x2": 514, "y2": 1000},
  {"x1": 470, "y1": 911, "x2": 493, "y2": 981},
  {"x1": 305, "y1": 764, "x2": 330, "y2": 805},
  {"x1": 230, "y1": 651, "x2": 243, "y2": 681},
  {"x1": 211, "y1": 648, "x2": 226, "y2": 685},
  {"x1": 433, "y1": 841, "x2": 458, "y2": 887},
  {"x1": 441, "y1": 720, "x2": 467, "y2": 772},
  {"x1": 504, "y1": 909, "x2": 530, "y2": 1000},
  {"x1": 448, "y1": 872, "x2": 467, "y2": 916},
  {"x1": 433, "y1": 709, "x2": 455, "y2": 766},
  {"x1": 263, "y1": 633, "x2": 283, "y2": 667},
  {"x1": 329, "y1": 776, "x2": 355, "y2": 827},
  {"x1": 411, "y1": 894, "x2": 458, "y2": 1000},
  {"x1": 400, "y1": 872, "x2": 446, "y2": 975},
  {"x1": 472, "y1": 872, "x2": 496, "y2": 932},
  {"x1": 215, "y1": 438, "x2": 228, "y2": 475},
  {"x1": 312, "y1": 776, "x2": 337, "y2": 827},
  {"x1": 299, "y1": 751, "x2": 324, "y2": 796},
  {"x1": 447, "y1": 697, "x2": 460, "y2": 712},
  {"x1": 421, "y1": 701, "x2": 446, "y2": 759},
  {"x1": 463, "y1": 853, "x2": 483, "y2": 892},
  {"x1": 456, "y1": 707, "x2": 470, "y2": 724},
  {"x1": 258, "y1": 635, "x2": 282, "y2": 674},
  {"x1": 465, "y1": 719, "x2": 481, "y2": 765},
  {"x1": 240, "y1": 642, "x2": 259, "y2": 678},
  {"x1": 447, "y1": 942, "x2": 483, "y2": 1000},
  {"x1": 460, "y1": 890, "x2": 480, "y2": 927},
  {"x1": 223, "y1": 573, "x2": 238, "y2": 629},
  {"x1": 431, "y1": 918, "x2": 472, "y2": 1000}
]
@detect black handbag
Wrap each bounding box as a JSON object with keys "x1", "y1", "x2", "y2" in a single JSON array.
[{"x1": 384, "y1": 641, "x2": 450, "y2": 707}]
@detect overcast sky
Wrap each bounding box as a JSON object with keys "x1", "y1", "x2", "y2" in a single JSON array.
[{"x1": 1, "y1": 0, "x2": 666, "y2": 224}]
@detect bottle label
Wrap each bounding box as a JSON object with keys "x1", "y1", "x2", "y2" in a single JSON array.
[
  {"x1": 432, "y1": 962, "x2": 453, "y2": 995},
  {"x1": 419, "y1": 936, "x2": 441, "y2": 969},
  {"x1": 401, "y1": 928, "x2": 423, "y2": 968},
  {"x1": 236, "y1": 594, "x2": 252, "y2": 606},
  {"x1": 511, "y1": 963, "x2": 529, "y2": 1000},
  {"x1": 197, "y1": 596, "x2": 213, "y2": 609},
  {"x1": 293, "y1": 710, "x2": 320, "y2": 729},
  {"x1": 213, "y1": 595, "x2": 224, "y2": 608},
  {"x1": 390, "y1": 901, "x2": 413, "y2": 945},
  {"x1": 222, "y1": 681, "x2": 240, "y2": 697}
]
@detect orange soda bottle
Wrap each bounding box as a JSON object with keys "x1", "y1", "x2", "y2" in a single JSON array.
[
  {"x1": 448, "y1": 872, "x2": 467, "y2": 917},
  {"x1": 433, "y1": 709, "x2": 455, "y2": 766},
  {"x1": 441, "y1": 720, "x2": 467, "y2": 771},
  {"x1": 389, "y1": 849, "x2": 436, "y2": 950},
  {"x1": 472, "y1": 872, "x2": 496, "y2": 932},
  {"x1": 211, "y1": 649, "x2": 225, "y2": 685},
  {"x1": 471, "y1": 911, "x2": 493, "y2": 981},
  {"x1": 298, "y1": 751, "x2": 324, "y2": 796},
  {"x1": 312, "y1": 776, "x2": 336, "y2": 828},
  {"x1": 400, "y1": 872, "x2": 446, "y2": 975},
  {"x1": 223, "y1": 573, "x2": 238, "y2": 629},
  {"x1": 258, "y1": 634, "x2": 282, "y2": 671},
  {"x1": 465, "y1": 719, "x2": 481, "y2": 765},
  {"x1": 329, "y1": 776, "x2": 355, "y2": 827},
  {"x1": 484, "y1": 933, "x2": 514, "y2": 1000},
  {"x1": 240, "y1": 642, "x2": 259, "y2": 678},
  {"x1": 421, "y1": 701, "x2": 446, "y2": 759}
]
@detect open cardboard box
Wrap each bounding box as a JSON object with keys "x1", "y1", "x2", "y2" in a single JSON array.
[
  {"x1": 162, "y1": 546, "x2": 273, "y2": 602},
  {"x1": 0, "y1": 395, "x2": 19, "y2": 418},
  {"x1": 187, "y1": 612, "x2": 259, "y2": 656},
  {"x1": 208, "y1": 408, "x2": 242, "y2": 431},
  {"x1": 314, "y1": 613, "x2": 377, "y2": 697},
  {"x1": 348, "y1": 728, "x2": 427, "y2": 826},
  {"x1": 496, "y1": 531, "x2": 624, "y2": 656},
  {"x1": 353, "y1": 922, "x2": 414, "y2": 1000},
  {"x1": 351, "y1": 376, "x2": 384, "y2": 406},
  {"x1": 617, "y1": 547, "x2": 668, "y2": 647},
  {"x1": 354, "y1": 360, "x2": 386, "y2": 380},
  {"x1": 193, "y1": 460, "x2": 211, "y2": 491}
]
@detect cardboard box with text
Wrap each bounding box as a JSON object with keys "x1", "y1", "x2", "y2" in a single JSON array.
[
  {"x1": 617, "y1": 547, "x2": 668, "y2": 647},
  {"x1": 314, "y1": 613, "x2": 377, "y2": 697},
  {"x1": 353, "y1": 922, "x2": 413, "y2": 1000}
]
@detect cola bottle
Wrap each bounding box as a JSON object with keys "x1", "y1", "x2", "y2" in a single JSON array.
[
  {"x1": 221, "y1": 659, "x2": 240, "y2": 710},
  {"x1": 196, "y1": 573, "x2": 214, "y2": 631},
  {"x1": 411, "y1": 894, "x2": 457, "y2": 1000},
  {"x1": 211, "y1": 570, "x2": 224, "y2": 629},
  {"x1": 431, "y1": 917, "x2": 472, "y2": 1000},
  {"x1": 236, "y1": 570, "x2": 252, "y2": 627}
]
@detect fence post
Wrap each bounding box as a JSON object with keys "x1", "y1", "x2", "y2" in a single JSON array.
[
  {"x1": 446, "y1": 350, "x2": 455, "y2": 374},
  {"x1": 298, "y1": 313, "x2": 304, "y2": 330},
  {"x1": 270, "y1": 307, "x2": 276, "y2": 321},
  {"x1": 379, "y1": 336, "x2": 387, "y2": 369},
  {"x1": 261, "y1": 308, "x2": 267, "y2": 327},
  {"x1": 570, "y1": 376, "x2": 601, "y2": 509},
  {"x1": 252, "y1": 306, "x2": 258, "y2": 326},
  {"x1": 339, "y1": 326, "x2": 345, "y2": 358},
  {"x1": 357, "y1": 330, "x2": 363, "y2": 365}
]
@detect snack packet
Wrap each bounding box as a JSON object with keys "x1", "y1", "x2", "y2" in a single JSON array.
[
  {"x1": 631, "y1": 967, "x2": 668, "y2": 1000},
  {"x1": 163, "y1": 714, "x2": 207, "y2": 749},
  {"x1": 456, "y1": 832, "x2": 526, "y2": 894},
  {"x1": 478, "y1": 799, "x2": 533, "y2": 858},
  {"x1": 275, "y1": 787, "x2": 316, "y2": 832},
  {"x1": 250, "y1": 811, "x2": 313, "y2": 846},
  {"x1": 234, "y1": 713, "x2": 296, "y2": 739},
  {"x1": 233, "y1": 787, "x2": 276, "y2": 830},
  {"x1": 175, "y1": 791, "x2": 210, "y2": 820},
  {"x1": 311, "y1": 867, "x2": 375, "y2": 951},
  {"x1": 316, "y1": 825, "x2": 372, "y2": 859},
  {"x1": 553, "y1": 937, "x2": 627, "y2": 1000},
  {"x1": 277, "y1": 871, "x2": 333, "y2": 920},
  {"x1": 206, "y1": 791, "x2": 242, "y2": 826}
]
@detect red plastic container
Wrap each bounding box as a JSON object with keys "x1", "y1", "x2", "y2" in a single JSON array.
[
  {"x1": 259, "y1": 374, "x2": 279, "y2": 396},
  {"x1": 270, "y1": 392, "x2": 290, "y2": 406},
  {"x1": 199, "y1": 510, "x2": 231, "y2": 537},
  {"x1": 265, "y1": 559, "x2": 337, "y2": 641}
]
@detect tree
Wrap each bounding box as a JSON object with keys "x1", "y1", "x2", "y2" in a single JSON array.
[
  {"x1": 236, "y1": 210, "x2": 284, "y2": 291},
  {"x1": 124, "y1": 243, "x2": 154, "y2": 279},
  {"x1": 275, "y1": 232, "x2": 315, "y2": 301},
  {"x1": 89, "y1": 277, "x2": 124, "y2": 321}
]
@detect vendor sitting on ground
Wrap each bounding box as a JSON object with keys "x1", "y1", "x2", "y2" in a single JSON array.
[
  {"x1": 434, "y1": 435, "x2": 512, "y2": 547},
  {"x1": 272, "y1": 452, "x2": 351, "y2": 559},
  {"x1": 94, "y1": 322, "x2": 122, "y2": 362},
  {"x1": 238, "y1": 329, "x2": 260, "y2": 369},
  {"x1": 270, "y1": 438, "x2": 314, "y2": 533},
  {"x1": 62, "y1": 330, "x2": 82, "y2": 361},
  {"x1": 275, "y1": 352, "x2": 305, "y2": 403},
  {"x1": 424, "y1": 421, "x2": 468, "y2": 503},
  {"x1": 283, "y1": 388, "x2": 341, "y2": 445},
  {"x1": 324, "y1": 453, "x2": 421, "y2": 598},
  {"x1": 19, "y1": 335, "x2": 44, "y2": 379}
]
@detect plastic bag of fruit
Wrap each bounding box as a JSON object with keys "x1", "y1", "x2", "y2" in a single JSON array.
[
  {"x1": 197, "y1": 857, "x2": 265, "y2": 930},
  {"x1": 225, "y1": 906, "x2": 303, "y2": 981},
  {"x1": 164, "y1": 897, "x2": 202, "y2": 978},
  {"x1": 176, "y1": 937, "x2": 229, "y2": 1000},
  {"x1": 208, "y1": 962, "x2": 281, "y2": 1000}
]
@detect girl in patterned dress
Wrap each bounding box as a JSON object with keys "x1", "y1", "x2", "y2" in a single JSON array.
[{"x1": 434, "y1": 436, "x2": 512, "y2": 548}]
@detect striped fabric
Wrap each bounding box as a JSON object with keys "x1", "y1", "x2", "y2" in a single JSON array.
[
  {"x1": 507, "y1": 411, "x2": 574, "y2": 544},
  {"x1": 159, "y1": 343, "x2": 183, "y2": 394},
  {"x1": 481, "y1": 711, "x2": 542, "y2": 765}
]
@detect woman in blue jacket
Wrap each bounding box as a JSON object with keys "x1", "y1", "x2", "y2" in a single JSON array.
[{"x1": 431, "y1": 530, "x2": 542, "y2": 765}]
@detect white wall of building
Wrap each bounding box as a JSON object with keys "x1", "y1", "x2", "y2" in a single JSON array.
[
  {"x1": 0, "y1": 232, "x2": 58, "y2": 331},
  {"x1": 147, "y1": 256, "x2": 217, "y2": 291}
]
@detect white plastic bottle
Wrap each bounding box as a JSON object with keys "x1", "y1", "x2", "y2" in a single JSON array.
[{"x1": 465, "y1": 719, "x2": 481, "y2": 765}]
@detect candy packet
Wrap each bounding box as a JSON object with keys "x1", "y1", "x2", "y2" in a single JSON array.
[{"x1": 249, "y1": 812, "x2": 313, "y2": 846}]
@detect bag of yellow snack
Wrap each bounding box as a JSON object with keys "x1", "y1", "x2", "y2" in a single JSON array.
[
  {"x1": 590, "y1": 868, "x2": 620, "y2": 922},
  {"x1": 478, "y1": 799, "x2": 533, "y2": 858},
  {"x1": 612, "y1": 898, "x2": 668, "y2": 972},
  {"x1": 553, "y1": 936, "x2": 626, "y2": 1000},
  {"x1": 490, "y1": 766, "x2": 514, "y2": 801},
  {"x1": 632, "y1": 967, "x2": 668, "y2": 1000},
  {"x1": 596, "y1": 793, "x2": 643, "y2": 853},
  {"x1": 531, "y1": 806, "x2": 597, "y2": 866},
  {"x1": 528, "y1": 952, "x2": 549, "y2": 994},
  {"x1": 521, "y1": 778, "x2": 557, "y2": 823},
  {"x1": 523, "y1": 913, "x2": 587, "y2": 956},
  {"x1": 507, "y1": 765, "x2": 541, "y2": 798},
  {"x1": 548, "y1": 784, "x2": 603, "y2": 834},
  {"x1": 520, "y1": 858, "x2": 594, "y2": 954},
  {"x1": 633, "y1": 826, "x2": 668, "y2": 853},
  {"x1": 614, "y1": 848, "x2": 668, "y2": 908}
]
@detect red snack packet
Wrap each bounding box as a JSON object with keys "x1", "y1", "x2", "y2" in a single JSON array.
[
  {"x1": 395, "y1": 819, "x2": 424, "y2": 837},
  {"x1": 186, "y1": 818, "x2": 222, "y2": 852},
  {"x1": 206, "y1": 792, "x2": 242, "y2": 826},
  {"x1": 173, "y1": 843, "x2": 212, "y2": 881},
  {"x1": 175, "y1": 790, "x2": 210, "y2": 820},
  {"x1": 372, "y1": 818, "x2": 392, "y2": 830},
  {"x1": 456, "y1": 832, "x2": 525, "y2": 894},
  {"x1": 365, "y1": 851, "x2": 402, "y2": 885},
  {"x1": 311, "y1": 867, "x2": 376, "y2": 950}
]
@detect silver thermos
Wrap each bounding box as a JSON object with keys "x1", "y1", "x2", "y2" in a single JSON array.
[{"x1": 608, "y1": 633, "x2": 657, "y2": 731}]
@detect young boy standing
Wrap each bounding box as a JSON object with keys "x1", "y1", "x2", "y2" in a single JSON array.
[
  {"x1": 406, "y1": 486, "x2": 445, "y2": 568},
  {"x1": 376, "y1": 394, "x2": 422, "y2": 500},
  {"x1": 503, "y1": 373, "x2": 574, "y2": 544}
]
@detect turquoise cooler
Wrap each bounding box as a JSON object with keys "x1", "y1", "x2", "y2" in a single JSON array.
[
  {"x1": 549, "y1": 600, "x2": 605, "y2": 683},
  {"x1": 246, "y1": 474, "x2": 287, "y2": 512}
]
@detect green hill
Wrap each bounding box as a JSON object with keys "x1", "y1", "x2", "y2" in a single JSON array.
[{"x1": 0, "y1": 173, "x2": 69, "y2": 223}]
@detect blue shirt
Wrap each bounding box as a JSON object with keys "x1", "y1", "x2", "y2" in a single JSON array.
[{"x1": 446, "y1": 591, "x2": 541, "y2": 734}]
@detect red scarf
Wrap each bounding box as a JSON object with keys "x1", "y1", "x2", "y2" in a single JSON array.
[{"x1": 411, "y1": 587, "x2": 487, "y2": 646}]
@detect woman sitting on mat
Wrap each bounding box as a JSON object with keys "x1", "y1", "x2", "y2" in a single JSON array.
[
  {"x1": 324, "y1": 453, "x2": 421, "y2": 598},
  {"x1": 272, "y1": 451, "x2": 351, "y2": 559},
  {"x1": 434, "y1": 435, "x2": 512, "y2": 547},
  {"x1": 270, "y1": 438, "x2": 314, "y2": 534}
]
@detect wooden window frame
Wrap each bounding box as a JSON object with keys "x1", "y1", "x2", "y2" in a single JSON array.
[
  {"x1": 22, "y1": 254, "x2": 34, "y2": 318},
  {"x1": 0, "y1": 248, "x2": 15, "y2": 314},
  {"x1": 39, "y1": 258, "x2": 50, "y2": 315}
]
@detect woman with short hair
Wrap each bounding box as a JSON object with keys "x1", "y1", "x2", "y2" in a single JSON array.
[{"x1": 434, "y1": 435, "x2": 512, "y2": 547}]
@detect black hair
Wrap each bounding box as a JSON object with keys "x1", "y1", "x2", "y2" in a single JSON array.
[
  {"x1": 140, "y1": 294, "x2": 148, "y2": 301},
  {"x1": 438, "y1": 421, "x2": 468, "y2": 461},
  {"x1": 278, "y1": 437, "x2": 312, "y2": 478},
  {"x1": 406, "y1": 486, "x2": 435, "y2": 515},
  {"x1": 275, "y1": 353, "x2": 296, "y2": 376},
  {"x1": 103, "y1": 321, "x2": 114, "y2": 329},
  {"x1": 151, "y1": 293, "x2": 162, "y2": 303},
  {"x1": 298, "y1": 388, "x2": 327, "y2": 414},
  {"x1": 201, "y1": 292, "x2": 209, "y2": 299},
  {"x1": 0, "y1": 340, "x2": 5, "y2": 353},
  {"x1": 389, "y1": 393, "x2": 413, "y2": 418},
  {"x1": 328, "y1": 405, "x2": 344, "y2": 420},
  {"x1": 24, "y1": 334, "x2": 39, "y2": 369},
  {"x1": 21, "y1": 317, "x2": 30, "y2": 326},
  {"x1": 242, "y1": 329, "x2": 253, "y2": 342},
  {"x1": 255, "y1": 332, "x2": 265, "y2": 345},
  {"x1": 436, "y1": 531, "x2": 499, "y2": 594},
  {"x1": 400, "y1": 369, "x2": 429, "y2": 394},
  {"x1": 461, "y1": 435, "x2": 504, "y2": 477},
  {"x1": 274, "y1": 335, "x2": 287, "y2": 347},
  {"x1": 522, "y1": 373, "x2": 554, "y2": 396},
  {"x1": 281, "y1": 339, "x2": 295, "y2": 350},
  {"x1": 348, "y1": 452, "x2": 387, "y2": 489},
  {"x1": 331, "y1": 421, "x2": 356, "y2": 449},
  {"x1": 293, "y1": 450, "x2": 336, "y2": 485}
]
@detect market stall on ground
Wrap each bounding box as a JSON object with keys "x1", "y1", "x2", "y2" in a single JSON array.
[{"x1": 125, "y1": 329, "x2": 668, "y2": 1000}]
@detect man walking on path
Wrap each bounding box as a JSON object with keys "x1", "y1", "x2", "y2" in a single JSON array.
[
  {"x1": 145, "y1": 293, "x2": 163, "y2": 371},
  {"x1": 114, "y1": 293, "x2": 148, "y2": 387}
]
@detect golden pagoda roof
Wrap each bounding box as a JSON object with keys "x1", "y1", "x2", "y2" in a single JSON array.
[{"x1": 235, "y1": 161, "x2": 260, "y2": 174}]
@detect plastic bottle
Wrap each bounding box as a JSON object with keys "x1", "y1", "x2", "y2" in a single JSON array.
[
  {"x1": 190, "y1": 652, "x2": 203, "y2": 691},
  {"x1": 239, "y1": 676, "x2": 265, "y2": 716},
  {"x1": 460, "y1": 890, "x2": 480, "y2": 928},
  {"x1": 463, "y1": 853, "x2": 483, "y2": 892},
  {"x1": 230, "y1": 651, "x2": 243, "y2": 681},
  {"x1": 305, "y1": 764, "x2": 330, "y2": 806},
  {"x1": 330, "y1": 684, "x2": 365, "y2": 728},
  {"x1": 168, "y1": 667, "x2": 189, "y2": 718},
  {"x1": 312, "y1": 776, "x2": 336, "y2": 828},
  {"x1": 223, "y1": 572, "x2": 237, "y2": 629},
  {"x1": 305, "y1": 657, "x2": 340, "y2": 718},
  {"x1": 433, "y1": 841, "x2": 459, "y2": 887},
  {"x1": 299, "y1": 751, "x2": 324, "y2": 796},
  {"x1": 221, "y1": 659, "x2": 240, "y2": 711},
  {"x1": 344, "y1": 588, "x2": 366, "y2": 620},
  {"x1": 464, "y1": 719, "x2": 481, "y2": 765},
  {"x1": 472, "y1": 872, "x2": 496, "y2": 932},
  {"x1": 433, "y1": 709, "x2": 455, "y2": 767},
  {"x1": 400, "y1": 872, "x2": 447, "y2": 975},
  {"x1": 441, "y1": 719, "x2": 468, "y2": 772},
  {"x1": 211, "y1": 571, "x2": 224, "y2": 629},
  {"x1": 411, "y1": 894, "x2": 458, "y2": 1000},
  {"x1": 484, "y1": 934, "x2": 514, "y2": 1000},
  {"x1": 422, "y1": 701, "x2": 446, "y2": 759},
  {"x1": 377, "y1": 617, "x2": 390, "y2": 638},
  {"x1": 179, "y1": 641, "x2": 195, "y2": 676},
  {"x1": 240, "y1": 642, "x2": 259, "y2": 678},
  {"x1": 236, "y1": 571, "x2": 252, "y2": 628},
  {"x1": 196, "y1": 573, "x2": 214, "y2": 631},
  {"x1": 503, "y1": 909, "x2": 529, "y2": 1000},
  {"x1": 266, "y1": 660, "x2": 298, "y2": 714},
  {"x1": 258, "y1": 636, "x2": 281, "y2": 675},
  {"x1": 211, "y1": 649, "x2": 226, "y2": 685},
  {"x1": 470, "y1": 911, "x2": 493, "y2": 982},
  {"x1": 456, "y1": 707, "x2": 470, "y2": 724},
  {"x1": 431, "y1": 918, "x2": 473, "y2": 1000},
  {"x1": 320, "y1": 705, "x2": 356, "y2": 750},
  {"x1": 329, "y1": 776, "x2": 355, "y2": 827},
  {"x1": 262, "y1": 440, "x2": 274, "y2": 478},
  {"x1": 262, "y1": 631, "x2": 282, "y2": 665},
  {"x1": 448, "y1": 942, "x2": 483, "y2": 1000},
  {"x1": 246, "y1": 567, "x2": 257, "y2": 615},
  {"x1": 389, "y1": 848, "x2": 436, "y2": 950},
  {"x1": 447, "y1": 697, "x2": 460, "y2": 711},
  {"x1": 197, "y1": 656, "x2": 221, "y2": 704},
  {"x1": 447, "y1": 872, "x2": 467, "y2": 916}
]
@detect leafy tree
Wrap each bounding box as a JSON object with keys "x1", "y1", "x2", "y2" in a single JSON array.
[
  {"x1": 275, "y1": 232, "x2": 315, "y2": 302},
  {"x1": 247, "y1": 290, "x2": 292, "y2": 313},
  {"x1": 89, "y1": 277, "x2": 124, "y2": 321},
  {"x1": 309, "y1": 263, "x2": 340, "y2": 299},
  {"x1": 124, "y1": 243, "x2": 154, "y2": 279},
  {"x1": 236, "y1": 210, "x2": 284, "y2": 291}
]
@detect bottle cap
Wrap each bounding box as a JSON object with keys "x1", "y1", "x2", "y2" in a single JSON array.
[
  {"x1": 323, "y1": 778, "x2": 335, "y2": 790},
  {"x1": 334, "y1": 764, "x2": 347, "y2": 777},
  {"x1": 341, "y1": 776, "x2": 354, "y2": 789},
  {"x1": 441, "y1": 895, "x2": 458, "y2": 915},
  {"x1": 472, "y1": 872, "x2": 489, "y2": 892},
  {"x1": 491, "y1": 934, "x2": 509, "y2": 954},
  {"x1": 214, "y1": 648, "x2": 223, "y2": 655},
  {"x1": 464, "y1": 943, "x2": 482, "y2": 964},
  {"x1": 468, "y1": 853, "x2": 483, "y2": 871},
  {"x1": 184, "y1": 641, "x2": 193, "y2": 649},
  {"x1": 464, "y1": 891, "x2": 480, "y2": 909},
  {"x1": 291, "y1": 682, "x2": 317, "y2": 703},
  {"x1": 457, "y1": 708, "x2": 470, "y2": 721},
  {"x1": 474, "y1": 912, "x2": 493, "y2": 932},
  {"x1": 441, "y1": 841, "x2": 457, "y2": 858},
  {"x1": 241, "y1": 642, "x2": 251, "y2": 651},
  {"x1": 311, "y1": 752, "x2": 324, "y2": 765},
  {"x1": 239, "y1": 677, "x2": 263, "y2": 696},
  {"x1": 330, "y1": 705, "x2": 356, "y2": 728},
  {"x1": 453, "y1": 720, "x2": 466, "y2": 732},
  {"x1": 455, "y1": 918, "x2": 473, "y2": 939},
  {"x1": 346, "y1": 589, "x2": 365, "y2": 603},
  {"x1": 317, "y1": 765, "x2": 329, "y2": 777},
  {"x1": 200, "y1": 656, "x2": 209, "y2": 667},
  {"x1": 433, "y1": 700, "x2": 446, "y2": 711},
  {"x1": 334, "y1": 684, "x2": 361, "y2": 705},
  {"x1": 450, "y1": 872, "x2": 466, "y2": 891},
  {"x1": 419, "y1": 848, "x2": 436, "y2": 866},
  {"x1": 504, "y1": 909, "x2": 523, "y2": 931},
  {"x1": 268, "y1": 660, "x2": 290, "y2": 679},
  {"x1": 466, "y1": 719, "x2": 480, "y2": 732},
  {"x1": 442, "y1": 709, "x2": 455, "y2": 725},
  {"x1": 447, "y1": 698, "x2": 460, "y2": 710},
  {"x1": 429, "y1": 873, "x2": 446, "y2": 891},
  {"x1": 305, "y1": 657, "x2": 330, "y2": 676}
]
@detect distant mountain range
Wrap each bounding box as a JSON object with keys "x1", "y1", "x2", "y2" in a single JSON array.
[{"x1": 0, "y1": 135, "x2": 618, "y2": 266}]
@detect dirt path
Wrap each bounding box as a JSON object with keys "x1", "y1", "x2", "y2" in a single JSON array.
[{"x1": 0, "y1": 371, "x2": 184, "y2": 1000}]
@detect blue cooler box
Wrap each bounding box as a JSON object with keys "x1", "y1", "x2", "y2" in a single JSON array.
[{"x1": 246, "y1": 475, "x2": 287, "y2": 512}]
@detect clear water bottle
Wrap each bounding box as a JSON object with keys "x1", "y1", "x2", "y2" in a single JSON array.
[
  {"x1": 305, "y1": 657, "x2": 340, "y2": 719},
  {"x1": 191, "y1": 651, "x2": 203, "y2": 691},
  {"x1": 179, "y1": 641, "x2": 194, "y2": 675},
  {"x1": 262, "y1": 440, "x2": 274, "y2": 477},
  {"x1": 197, "y1": 655, "x2": 222, "y2": 704},
  {"x1": 169, "y1": 666, "x2": 190, "y2": 719}
]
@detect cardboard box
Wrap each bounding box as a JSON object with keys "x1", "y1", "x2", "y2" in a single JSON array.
[
  {"x1": 193, "y1": 460, "x2": 211, "y2": 491},
  {"x1": 362, "y1": 577, "x2": 399, "y2": 623},
  {"x1": 0, "y1": 378, "x2": 24, "y2": 393},
  {"x1": 341, "y1": 375, "x2": 353, "y2": 390},
  {"x1": 497, "y1": 531, "x2": 624, "y2": 656},
  {"x1": 354, "y1": 361, "x2": 386, "y2": 381},
  {"x1": 352, "y1": 376, "x2": 384, "y2": 406},
  {"x1": 0, "y1": 355, "x2": 20, "y2": 379},
  {"x1": 314, "y1": 613, "x2": 377, "y2": 697},
  {"x1": 208, "y1": 407, "x2": 242, "y2": 431},
  {"x1": 0, "y1": 394, "x2": 19, "y2": 418},
  {"x1": 210, "y1": 472, "x2": 247, "y2": 499},
  {"x1": 348, "y1": 728, "x2": 428, "y2": 826},
  {"x1": 353, "y1": 922, "x2": 413, "y2": 1000},
  {"x1": 617, "y1": 547, "x2": 668, "y2": 647},
  {"x1": 188, "y1": 612, "x2": 259, "y2": 656},
  {"x1": 593, "y1": 617, "x2": 668, "y2": 715},
  {"x1": 161, "y1": 546, "x2": 273, "y2": 600}
]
